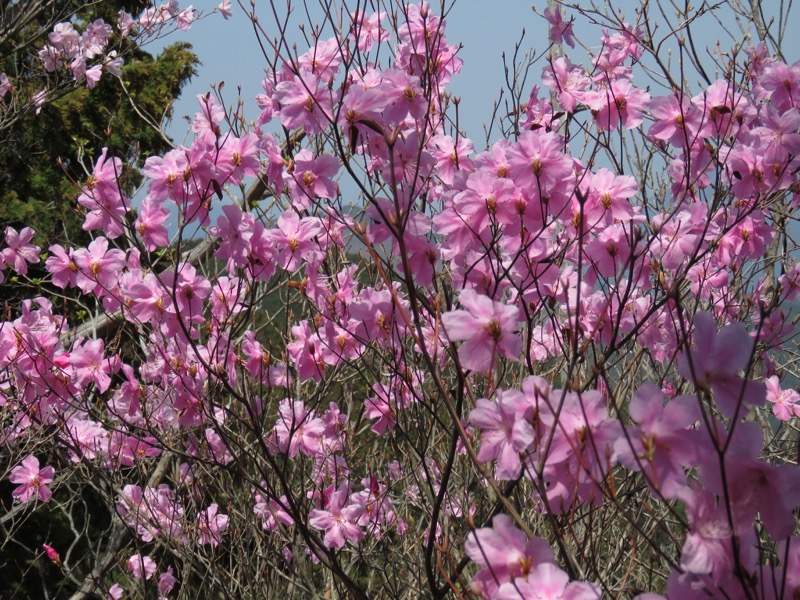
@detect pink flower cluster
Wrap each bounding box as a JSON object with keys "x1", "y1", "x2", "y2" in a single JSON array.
[{"x1": 2, "y1": 2, "x2": 800, "y2": 597}]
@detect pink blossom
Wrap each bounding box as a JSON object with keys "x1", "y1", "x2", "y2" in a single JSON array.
[
  {"x1": 678, "y1": 487, "x2": 756, "y2": 586},
  {"x1": 143, "y1": 148, "x2": 189, "y2": 201},
  {"x1": 159, "y1": 566, "x2": 177, "y2": 595},
  {"x1": 33, "y1": 88, "x2": 47, "y2": 114},
  {"x1": 275, "y1": 73, "x2": 333, "y2": 135},
  {"x1": 210, "y1": 204, "x2": 255, "y2": 271},
  {"x1": 218, "y1": 132, "x2": 260, "y2": 185},
  {"x1": 649, "y1": 94, "x2": 710, "y2": 147},
  {"x1": 127, "y1": 554, "x2": 157, "y2": 580},
  {"x1": 442, "y1": 289, "x2": 521, "y2": 372},
  {"x1": 9, "y1": 456, "x2": 56, "y2": 503},
  {"x1": 495, "y1": 564, "x2": 601, "y2": 600},
  {"x1": 69, "y1": 338, "x2": 120, "y2": 393},
  {"x1": 349, "y1": 9, "x2": 388, "y2": 52},
  {"x1": 542, "y1": 57, "x2": 589, "y2": 114},
  {"x1": 216, "y1": 1, "x2": 232, "y2": 19},
  {"x1": 585, "y1": 79, "x2": 650, "y2": 130},
  {"x1": 465, "y1": 514, "x2": 555, "y2": 597},
  {"x1": 364, "y1": 383, "x2": 399, "y2": 435},
  {"x1": 197, "y1": 503, "x2": 229, "y2": 547},
  {"x1": 469, "y1": 389, "x2": 536, "y2": 480},
  {"x1": 42, "y1": 543, "x2": 61, "y2": 566},
  {"x1": 0, "y1": 72, "x2": 12, "y2": 97},
  {"x1": 77, "y1": 148, "x2": 129, "y2": 238},
  {"x1": 272, "y1": 399, "x2": 326, "y2": 457},
  {"x1": 543, "y1": 6, "x2": 575, "y2": 48},
  {"x1": 288, "y1": 149, "x2": 340, "y2": 209},
  {"x1": 614, "y1": 384, "x2": 701, "y2": 499},
  {"x1": 72, "y1": 236, "x2": 126, "y2": 296},
  {"x1": 308, "y1": 484, "x2": 365, "y2": 549},
  {"x1": 2, "y1": 227, "x2": 40, "y2": 275},
  {"x1": 678, "y1": 311, "x2": 765, "y2": 418},
  {"x1": 135, "y1": 197, "x2": 171, "y2": 251},
  {"x1": 268, "y1": 211, "x2": 324, "y2": 271},
  {"x1": 765, "y1": 375, "x2": 800, "y2": 421}
]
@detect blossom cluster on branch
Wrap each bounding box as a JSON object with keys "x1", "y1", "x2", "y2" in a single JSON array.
[{"x1": 1, "y1": 1, "x2": 800, "y2": 598}]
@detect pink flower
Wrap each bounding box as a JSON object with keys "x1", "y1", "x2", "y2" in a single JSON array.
[
  {"x1": 288, "y1": 149, "x2": 340, "y2": 209},
  {"x1": 364, "y1": 383, "x2": 398, "y2": 435},
  {"x1": 585, "y1": 79, "x2": 650, "y2": 130},
  {"x1": 275, "y1": 73, "x2": 333, "y2": 135},
  {"x1": 0, "y1": 72, "x2": 11, "y2": 97},
  {"x1": 72, "y1": 236, "x2": 126, "y2": 296},
  {"x1": 542, "y1": 57, "x2": 589, "y2": 114},
  {"x1": 465, "y1": 514, "x2": 555, "y2": 597},
  {"x1": 543, "y1": 6, "x2": 575, "y2": 48},
  {"x1": 678, "y1": 311, "x2": 765, "y2": 418},
  {"x1": 614, "y1": 384, "x2": 701, "y2": 498},
  {"x1": 216, "y1": 1, "x2": 233, "y2": 19},
  {"x1": 442, "y1": 289, "x2": 521, "y2": 372},
  {"x1": 42, "y1": 543, "x2": 61, "y2": 566},
  {"x1": 349, "y1": 9, "x2": 388, "y2": 52},
  {"x1": 308, "y1": 484, "x2": 364, "y2": 549},
  {"x1": 33, "y1": 88, "x2": 47, "y2": 114},
  {"x1": 127, "y1": 554, "x2": 157, "y2": 580},
  {"x1": 210, "y1": 204, "x2": 255, "y2": 271},
  {"x1": 765, "y1": 375, "x2": 800, "y2": 421},
  {"x1": 678, "y1": 487, "x2": 756, "y2": 586},
  {"x1": 218, "y1": 132, "x2": 260, "y2": 185},
  {"x1": 77, "y1": 148, "x2": 129, "y2": 238},
  {"x1": 495, "y1": 564, "x2": 601, "y2": 599},
  {"x1": 649, "y1": 94, "x2": 709, "y2": 147},
  {"x1": 267, "y1": 211, "x2": 324, "y2": 271},
  {"x1": 135, "y1": 197, "x2": 171, "y2": 251},
  {"x1": 159, "y1": 566, "x2": 177, "y2": 594},
  {"x1": 272, "y1": 399, "x2": 326, "y2": 457},
  {"x1": 3, "y1": 227, "x2": 40, "y2": 275},
  {"x1": 469, "y1": 389, "x2": 536, "y2": 480},
  {"x1": 9, "y1": 455, "x2": 56, "y2": 503},
  {"x1": 69, "y1": 338, "x2": 120, "y2": 393},
  {"x1": 197, "y1": 503, "x2": 229, "y2": 547}
]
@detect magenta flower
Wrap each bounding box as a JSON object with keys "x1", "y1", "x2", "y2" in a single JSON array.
[
  {"x1": 197, "y1": 503, "x2": 229, "y2": 547},
  {"x1": 442, "y1": 289, "x2": 521, "y2": 372},
  {"x1": 210, "y1": 204, "x2": 255, "y2": 271},
  {"x1": 42, "y1": 544, "x2": 61, "y2": 567},
  {"x1": 585, "y1": 79, "x2": 650, "y2": 130},
  {"x1": 469, "y1": 389, "x2": 536, "y2": 480},
  {"x1": 543, "y1": 6, "x2": 575, "y2": 48},
  {"x1": 3, "y1": 227, "x2": 40, "y2": 275},
  {"x1": 678, "y1": 311, "x2": 765, "y2": 418},
  {"x1": 9, "y1": 455, "x2": 55, "y2": 503},
  {"x1": 69, "y1": 337, "x2": 120, "y2": 393},
  {"x1": 614, "y1": 384, "x2": 701, "y2": 499},
  {"x1": 77, "y1": 148, "x2": 129, "y2": 238},
  {"x1": 495, "y1": 563, "x2": 601, "y2": 599},
  {"x1": 134, "y1": 197, "x2": 170, "y2": 251},
  {"x1": 272, "y1": 398, "x2": 326, "y2": 457},
  {"x1": 465, "y1": 514, "x2": 555, "y2": 597},
  {"x1": 127, "y1": 554, "x2": 157, "y2": 580},
  {"x1": 542, "y1": 56, "x2": 589, "y2": 114},
  {"x1": 218, "y1": 132, "x2": 260, "y2": 185},
  {"x1": 678, "y1": 487, "x2": 756, "y2": 586},
  {"x1": 649, "y1": 94, "x2": 709, "y2": 147},
  {"x1": 267, "y1": 211, "x2": 324, "y2": 271},
  {"x1": 288, "y1": 149, "x2": 340, "y2": 209},
  {"x1": 308, "y1": 484, "x2": 365, "y2": 549},
  {"x1": 765, "y1": 375, "x2": 800, "y2": 421}
]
